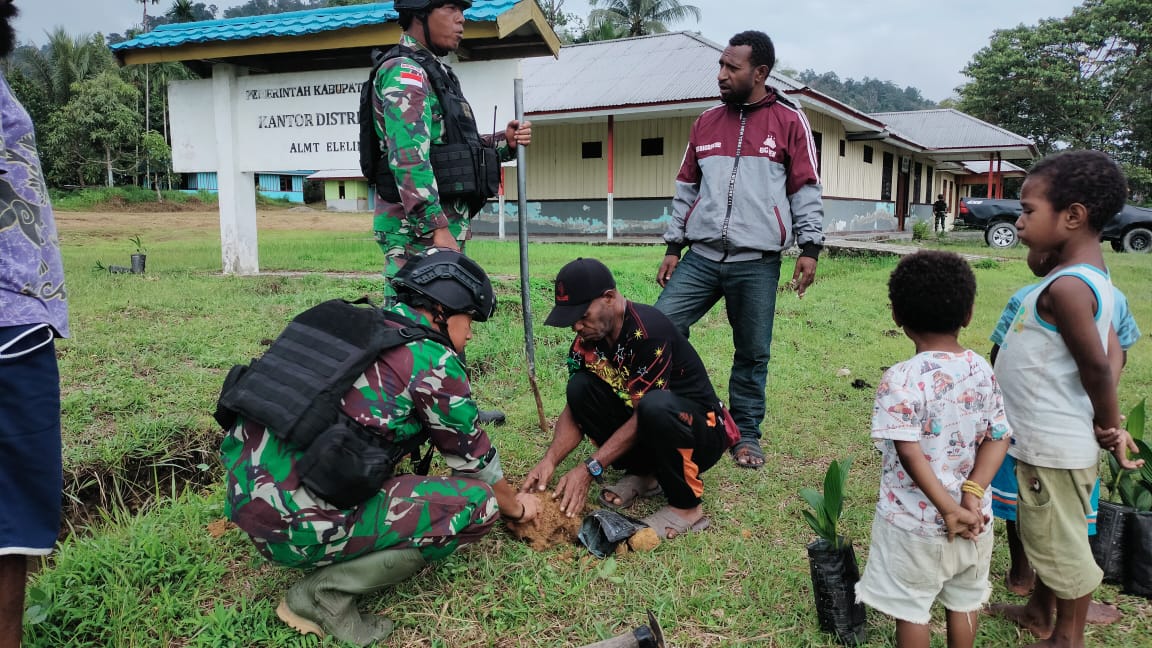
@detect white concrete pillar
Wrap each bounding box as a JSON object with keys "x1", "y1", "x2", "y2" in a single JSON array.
[{"x1": 212, "y1": 63, "x2": 259, "y2": 275}]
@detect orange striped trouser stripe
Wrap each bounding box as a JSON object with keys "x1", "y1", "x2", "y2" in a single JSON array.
[{"x1": 679, "y1": 448, "x2": 703, "y2": 499}]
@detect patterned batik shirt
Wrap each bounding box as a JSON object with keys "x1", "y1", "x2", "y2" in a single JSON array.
[
  {"x1": 871, "y1": 350, "x2": 1011, "y2": 538},
  {"x1": 371, "y1": 33, "x2": 514, "y2": 244},
  {"x1": 567, "y1": 301, "x2": 719, "y2": 411},
  {"x1": 0, "y1": 72, "x2": 68, "y2": 337},
  {"x1": 221, "y1": 303, "x2": 501, "y2": 564}
]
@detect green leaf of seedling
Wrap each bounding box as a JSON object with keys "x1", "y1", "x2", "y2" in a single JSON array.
[
  {"x1": 1134, "y1": 482, "x2": 1152, "y2": 512},
  {"x1": 1127, "y1": 399, "x2": 1146, "y2": 442},
  {"x1": 838, "y1": 457, "x2": 854, "y2": 498},
  {"x1": 1134, "y1": 439, "x2": 1152, "y2": 486},
  {"x1": 802, "y1": 509, "x2": 833, "y2": 543},
  {"x1": 824, "y1": 462, "x2": 844, "y2": 523},
  {"x1": 1119, "y1": 476, "x2": 1139, "y2": 509},
  {"x1": 799, "y1": 487, "x2": 826, "y2": 517}
]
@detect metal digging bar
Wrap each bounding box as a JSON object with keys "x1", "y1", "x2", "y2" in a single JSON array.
[
  {"x1": 514, "y1": 77, "x2": 549, "y2": 434},
  {"x1": 576, "y1": 610, "x2": 666, "y2": 648}
]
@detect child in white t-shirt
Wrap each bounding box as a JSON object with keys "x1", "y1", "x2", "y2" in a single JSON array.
[{"x1": 856, "y1": 250, "x2": 1011, "y2": 648}]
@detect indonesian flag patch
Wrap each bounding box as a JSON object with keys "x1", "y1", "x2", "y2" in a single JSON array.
[{"x1": 398, "y1": 63, "x2": 425, "y2": 87}]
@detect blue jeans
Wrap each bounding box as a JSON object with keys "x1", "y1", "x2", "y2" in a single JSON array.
[{"x1": 654, "y1": 249, "x2": 781, "y2": 442}]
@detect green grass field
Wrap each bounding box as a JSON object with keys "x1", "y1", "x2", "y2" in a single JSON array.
[{"x1": 26, "y1": 213, "x2": 1152, "y2": 646}]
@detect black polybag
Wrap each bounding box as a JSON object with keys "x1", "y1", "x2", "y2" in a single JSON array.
[
  {"x1": 578, "y1": 509, "x2": 648, "y2": 558},
  {"x1": 1123, "y1": 510, "x2": 1152, "y2": 599},
  {"x1": 807, "y1": 538, "x2": 866, "y2": 646},
  {"x1": 1091, "y1": 500, "x2": 1133, "y2": 585}
]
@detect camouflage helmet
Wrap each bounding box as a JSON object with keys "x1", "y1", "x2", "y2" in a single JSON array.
[
  {"x1": 393, "y1": 0, "x2": 472, "y2": 11},
  {"x1": 392, "y1": 248, "x2": 496, "y2": 322}
]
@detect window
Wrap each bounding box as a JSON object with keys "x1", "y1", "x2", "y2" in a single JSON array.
[
  {"x1": 863, "y1": 145, "x2": 874, "y2": 164},
  {"x1": 811, "y1": 131, "x2": 822, "y2": 173},
  {"x1": 279, "y1": 175, "x2": 293, "y2": 192},
  {"x1": 338, "y1": 181, "x2": 346, "y2": 200},
  {"x1": 881, "y1": 152, "x2": 894, "y2": 201},
  {"x1": 581, "y1": 141, "x2": 603, "y2": 159},
  {"x1": 640, "y1": 137, "x2": 664, "y2": 157},
  {"x1": 838, "y1": 139, "x2": 846, "y2": 157}
]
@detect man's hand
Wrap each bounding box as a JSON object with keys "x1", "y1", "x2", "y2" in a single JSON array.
[
  {"x1": 431, "y1": 227, "x2": 460, "y2": 251},
  {"x1": 520, "y1": 459, "x2": 556, "y2": 494},
  {"x1": 512, "y1": 492, "x2": 540, "y2": 524},
  {"x1": 941, "y1": 504, "x2": 981, "y2": 542},
  {"x1": 1104, "y1": 427, "x2": 1146, "y2": 471},
  {"x1": 553, "y1": 467, "x2": 593, "y2": 518},
  {"x1": 1095, "y1": 424, "x2": 1124, "y2": 453},
  {"x1": 506, "y1": 119, "x2": 532, "y2": 149},
  {"x1": 792, "y1": 256, "x2": 817, "y2": 298},
  {"x1": 657, "y1": 254, "x2": 679, "y2": 288}
]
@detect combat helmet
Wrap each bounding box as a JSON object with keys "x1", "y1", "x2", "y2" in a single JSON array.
[
  {"x1": 393, "y1": 0, "x2": 472, "y2": 11},
  {"x1": 391, "y1": 248, "x2": 496, "y2": 322}
]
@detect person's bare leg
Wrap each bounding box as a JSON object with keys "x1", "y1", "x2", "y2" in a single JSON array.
[
  {"x1": 0, "y1": 555, "x2": 27, "y2": 648},
  {"x1": 895, "y1": 619, "x2": 930, "y2": 648},
  {"x1": 945, "y1": 609, "x2": 978, "y2": 648},
  {"x1": 1005, "y1": 520, "x2": 1035, "y2": 596},
  {"x1": 990, "y1": 578, "x2": 1054, "y2": 639},
  {"x1": 1025, "y1": 593, "x2": 1090, "y2": 648}
]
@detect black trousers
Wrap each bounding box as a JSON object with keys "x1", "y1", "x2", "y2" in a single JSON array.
[{"x1": 566, "y1": 370, "x2": 727, "y2": 508}]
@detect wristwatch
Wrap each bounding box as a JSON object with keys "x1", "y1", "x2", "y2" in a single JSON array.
[{"x1": 584, "y1": 457, "x2": 605, "y2": 484}]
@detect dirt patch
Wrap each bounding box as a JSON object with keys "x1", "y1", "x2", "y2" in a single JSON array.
[
  {"x1": 506, "y1": 491, "x2": 582, "y2": 551},
  {"x1": 55, "y1": 208, "x2": 371, "y2": 242}
]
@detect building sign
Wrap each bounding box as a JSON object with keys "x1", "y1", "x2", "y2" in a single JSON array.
[{"x1": 169, "y1": 59, "x2": 520, "y2": 173}]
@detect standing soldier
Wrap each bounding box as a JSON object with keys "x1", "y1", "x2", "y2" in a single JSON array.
[
  {"x1": 221, "y1": 249, "x2": 539, "y2": 647},
  {"x1": 367, "y1": 0, "x2": 531, "y2": 424}
]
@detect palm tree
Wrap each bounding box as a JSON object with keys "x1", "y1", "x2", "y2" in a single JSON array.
[
  {"x1": 587, "y1": 0, "x2": 701, "y2": 38},
  {"x1": 13, "y1": 29, "x2": 114, "y2": 108},
  {"x1": 137, "y1": 0, "x2": 161, "y2": 30},
  {"x1": 166, "y1": 0, "x2": 197, "y2": 23}
]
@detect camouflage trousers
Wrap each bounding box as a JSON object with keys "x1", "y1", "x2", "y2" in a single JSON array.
[
  {"x1": 222, "y1": 424, "x2": 498, "y2": 569},
  {"x1": 375, "y1": 227, "x2": 467, "y2": 307},
  {"x1": 253, "y1": 474, "x2": 499, "y2": 568}
]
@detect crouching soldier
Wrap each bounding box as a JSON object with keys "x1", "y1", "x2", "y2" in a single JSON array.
[{"x1": 219, "y1": 248, "x2": 538, "y2": 646}]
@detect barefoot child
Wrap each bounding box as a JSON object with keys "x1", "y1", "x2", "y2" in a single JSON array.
[
  {"x1": 988, "y1": 247, "x2": 1140, "y2": 626},
  {"x1": 856, "y1": 250, "x2": 1011, "y2": 648},
  {"x1": 989, "y1": 150, "x2": 1144, "y2": 647}
]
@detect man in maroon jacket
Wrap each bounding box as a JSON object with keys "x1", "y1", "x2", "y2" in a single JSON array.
[{"x1": 655, "y1": 30, "x2": 825, "y2": 469}]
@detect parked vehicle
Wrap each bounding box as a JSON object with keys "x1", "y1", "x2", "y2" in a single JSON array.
[
  {"x1": 1102, "y1": 204, "x2": 1152, "y2": 253},
  {"x1": 958, "y1": 197, "x2": 1022, "y2": 248},
  {"x1": 959, "y1": 197, "x2": 1152, "y2": 253}
]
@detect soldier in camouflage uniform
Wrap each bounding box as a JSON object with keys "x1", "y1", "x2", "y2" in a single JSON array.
[
  {"x1": 221, "y1": 249, "x2": 538, "y2": 646},
  {"x1": 371, "y1": 0, "x2": 531, "y2": 305}
]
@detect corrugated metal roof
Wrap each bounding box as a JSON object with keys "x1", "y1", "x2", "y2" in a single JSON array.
[
  {"x1": 871, "y1": 109, "x2": 1034, "y2": 150},
  {"x1": 523, "y1": 31, "x2": 802, "y2": 113},
  {"x1": 960, "y1": 160, "x2": 1027, "y2": 174},
  {"x1": 110, "y1": 0, "x2": 515, "y2": 52}
]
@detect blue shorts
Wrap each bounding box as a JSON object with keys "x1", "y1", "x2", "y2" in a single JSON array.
[
  {"x1": 0, "y1": 324, "x2": 63, "y2": 555},
  {"x1": 991, "y1": 454, "x2": 1099, "y2": 535}
]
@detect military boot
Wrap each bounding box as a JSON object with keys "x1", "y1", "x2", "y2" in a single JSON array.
[{"x1": 277, "y1": 548, "x2": 426, "y2": 646}]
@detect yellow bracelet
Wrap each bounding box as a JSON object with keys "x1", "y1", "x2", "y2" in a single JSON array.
[{"x1": 961, "y1": 480, "x2": 985, "y2": 499}]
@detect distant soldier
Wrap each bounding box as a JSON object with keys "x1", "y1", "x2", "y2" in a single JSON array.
[
  {"x1": 221, "y1": 249, "x2": 538, "y2": 646},
  {"x1": 367, "y1": 0, "x2": 531, "y2": 424},
  {"x1": 0, "y1": 2, "x2": 70, "y2": 646},
  {"x1": 933, "y1": 193, "x2": 949, "y2": 233}
]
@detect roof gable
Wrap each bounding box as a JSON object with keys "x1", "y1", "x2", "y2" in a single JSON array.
[{"x1": 871, "y1": 109, "x2": 1034, "y2": 150}]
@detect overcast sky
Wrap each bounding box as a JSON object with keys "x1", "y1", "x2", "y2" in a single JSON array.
[{"x1": 17, "y1": 0, "x2": 1084, "y2": 101}]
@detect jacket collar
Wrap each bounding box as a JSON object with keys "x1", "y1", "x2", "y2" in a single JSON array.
[{"x1": 727, "y1": 86, "x2": 779, "y2": 111}]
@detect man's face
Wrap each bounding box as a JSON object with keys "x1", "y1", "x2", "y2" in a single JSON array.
[
  {"x1": 572, "y1": 293, "x2": 615, "y2": 344},
  {"x1": 718, "y1": 45, "x2": 762, "y2": 104},
  {"x1": 426, "y1": 3, "x2": 465, "y2": 53}
]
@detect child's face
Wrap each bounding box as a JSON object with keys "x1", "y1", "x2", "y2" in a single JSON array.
[{"x1": 1017, "y1": 176, "x2": 1065, "y2": 252}]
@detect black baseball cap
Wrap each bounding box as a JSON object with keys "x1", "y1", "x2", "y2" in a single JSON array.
[{"x1": 544, "y1": 258, "x2": 616, "y2": 327}]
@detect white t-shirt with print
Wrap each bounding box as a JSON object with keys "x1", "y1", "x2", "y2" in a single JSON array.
[{"x1": 871, "y1": 350, "x2": 1012, "y2": 538}]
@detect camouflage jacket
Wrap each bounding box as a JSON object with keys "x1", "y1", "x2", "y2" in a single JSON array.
[
  {"x1": 221, "y1": 302, "x2": 502, "y2": 545},
  {"x1": 371, "y1": 33, "x2": 515, "y2": 240}
]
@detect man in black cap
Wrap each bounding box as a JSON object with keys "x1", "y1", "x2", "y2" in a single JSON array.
[{"x1": 521, "y1": 258, "x2": 736, "y2": 539}]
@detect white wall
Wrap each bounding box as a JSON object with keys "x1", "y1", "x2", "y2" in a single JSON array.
[{"x1": 169, "y1": 58, "x2": 522, "y2": 173}]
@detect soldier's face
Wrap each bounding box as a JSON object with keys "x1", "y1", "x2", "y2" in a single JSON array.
[
  {"x1": 427, "y1": 4, "x2": 465, "y2": 53},
  {"x1": 446, "y1": 312, "x2": 474, "y2": 353}
]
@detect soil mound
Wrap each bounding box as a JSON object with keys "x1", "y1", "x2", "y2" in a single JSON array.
[{"x1": 507, "y1": 492, "x2": 581, "y2": 551}]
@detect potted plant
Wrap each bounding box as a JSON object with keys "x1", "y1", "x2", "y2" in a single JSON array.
[
  {"x1": 801, "y1": 457, "x2": 866, "y2": 646},
  {"x1": 129, "y1": 235, "x2": 146, "y2": 274},
  {"x1": 1116, "y1": 399, "x2": 1152, "y2": 599},
  {"x1": 1094, "y1": 399, "x2": 1149, "y2": 588}
]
